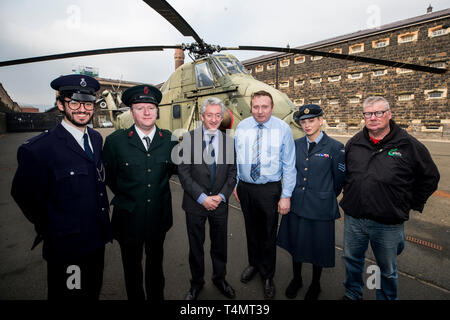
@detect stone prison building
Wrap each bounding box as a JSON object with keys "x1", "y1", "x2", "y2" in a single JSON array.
[{"x1": 242, "y1": 7, "x2": 449, "y2": 139}]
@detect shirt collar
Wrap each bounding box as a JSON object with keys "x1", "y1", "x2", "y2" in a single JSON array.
[
  {"x1": 61, "y1": 119, "x2": 86, "y2": 143},
  {"x1": 251, "y1": 115, "x2": 272, "y2": 129},
  {"x1": 135, "y1": 125, "x2": 156, "y2": 141},
  {"x1": 307, "y1": 131, "x2": 324, "y2": 144},
  {"x1": 202, "y1": 126, "x2": 219, "y2": 138}
]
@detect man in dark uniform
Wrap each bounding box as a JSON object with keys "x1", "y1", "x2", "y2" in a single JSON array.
[
  {"x1": 11, "y1": 74, "x2": 112, "y2": 300},
  {"x1": 103, "y1": 84, "x2": 177, "y2": 300},
  {"x1": 177, "y1": 97, "x2": 237, "y2": 300}
]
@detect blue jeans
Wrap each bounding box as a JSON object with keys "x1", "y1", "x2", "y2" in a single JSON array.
[{"x1": 342, "y1": 214, "x2": 405, "y2": 300}]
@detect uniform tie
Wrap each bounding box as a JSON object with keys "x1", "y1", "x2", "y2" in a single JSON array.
[
  {"x1": 143, "y1": 136, "x2": 151, "y2": 150},
  {"x1": 250, "y1": 123, "x2": 263, "y2": 181},
  {"x1": 83, "y1": 133, "x2": 94, "y2": 160},
  {"x1": 308, "y1": 142, "x2": 316, "y2": 154},
  {"x1": 208, "y1": 134, "x2": 216, "y2": 190}
]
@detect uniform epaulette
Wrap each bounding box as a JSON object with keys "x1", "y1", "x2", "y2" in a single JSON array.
[{"x1": 22, "y1": 130, "x2": 50, "y2": 146}]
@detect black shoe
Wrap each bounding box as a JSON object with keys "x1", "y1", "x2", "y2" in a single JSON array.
[
  {"x1": 304, "y1": 283, "x2": 321, "y2": 300},
  {"x1": 213, "y1": 279, "x2": 236, "y2": 299},
  {"x1": 240, "y1": 266, "x2": 258, "y2": 283},
  {"x1": 185, "y1": 286, "x2": 203, "y2": 300},
  {"x1": 263, "y1": 278, "x2": 275, "y2": 300},
  {"x1": 285, "y1": 277, "x2": 303, "y2": 299}
]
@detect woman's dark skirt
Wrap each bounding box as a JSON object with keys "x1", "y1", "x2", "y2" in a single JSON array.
[{"x1": 277, "y1": 212, "x2": 335, "y2": 267}]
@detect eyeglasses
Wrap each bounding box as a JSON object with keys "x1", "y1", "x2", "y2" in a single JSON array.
[
  {"x1": 362, "y1": 109, "x2": 389, "y2": 119},
  {"x1": 65, "y1": 99, "x2": 95, "y2": 111}
]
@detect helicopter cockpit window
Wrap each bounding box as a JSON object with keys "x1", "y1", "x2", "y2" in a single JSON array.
[
  {"x1": 195, "y1": 62, "x2": 215, "y2": 88},
  {"x1": 210, "y1": 57, "x2": 226, "y2": 78},
  {"x1": 232, "y1": 58, "x2": 249, "y2": 74},
  {"x1": 218, "y1": 57, "x2": 239, "y2": 74}
]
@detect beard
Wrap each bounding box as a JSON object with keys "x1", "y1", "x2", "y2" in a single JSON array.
[{"x1": 62, "y1": 108, "x2": 94, "y2": 127}]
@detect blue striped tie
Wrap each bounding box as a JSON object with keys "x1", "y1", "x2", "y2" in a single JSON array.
[
  {"x1": 208, "y1": 135, "x2": 216, "y2": 189},
  {"x1": 250, "y1": 124, "x2": 263, "y2": 181},
  {"x1": 83, "y1": 133, "x2": 94, "y2": 161}
]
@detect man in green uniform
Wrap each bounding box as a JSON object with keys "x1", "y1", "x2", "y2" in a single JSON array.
[{"x1": 103, "y1": 84, "x2": 177, "y2": 300}]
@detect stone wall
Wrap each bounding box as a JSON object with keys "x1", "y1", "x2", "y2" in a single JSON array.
[{"x1": 243, "y1": 11, "x2": 449, "y2": 135}]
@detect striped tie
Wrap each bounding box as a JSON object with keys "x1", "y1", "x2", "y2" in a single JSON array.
[
  {"x1": 143, "y1": 136, "x2": 151, "y2": 150},
  {"x1": 83, "y1": 133, "x2": 94, "y2": 161},
  {"x1": 250, "y1": 124, "x2": 263, "y2": 181},
  {"x1": 208, "y1": 134, "x2": 216, "y2": 189}
]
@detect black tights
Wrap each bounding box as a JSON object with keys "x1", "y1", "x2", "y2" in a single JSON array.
[{"x1": 292, "y1": 258, "x2": 322, "y2": 284}]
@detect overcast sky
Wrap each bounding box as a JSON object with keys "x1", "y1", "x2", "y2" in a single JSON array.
[{"x1": 0, "y1": 0, "x2": 448, "y2": 110}]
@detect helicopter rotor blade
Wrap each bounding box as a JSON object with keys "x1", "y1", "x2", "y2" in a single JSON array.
[
  {"x1": 0, "y1": 45, "x2": 182, "y2": 67},
  {"x1": 142, "y1": 0, "x2": 204, "y2": 46},
  {"x1": 223, "y1": 46, "x2": 446, "y2": 74}
]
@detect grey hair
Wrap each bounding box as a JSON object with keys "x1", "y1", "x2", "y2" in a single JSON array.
[
  {"x1": 363, "y1": 96, "x2": 390, "y2": 110},
  {"x1": 200, "y1": 97, "x2": 226, "y2": 116}
]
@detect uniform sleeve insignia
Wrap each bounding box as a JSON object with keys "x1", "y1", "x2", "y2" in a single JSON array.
[
  {"x1": 338, "y1": 163, "x2": 346, "y2": 172},
  {"x1": 128, "y1": 131, "x2": 134, "y2": 137}
]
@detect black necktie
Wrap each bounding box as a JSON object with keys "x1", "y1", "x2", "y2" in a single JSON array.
[
  {"x1": 83, "y1": 133, "x2": 94, "y2": 160},
  {"x1": 143, "y1": 136, "x2": 151, "y2": 150},
  {"x1": 308, "y1": 142, "x2": 316, "y2": 154},
  {"x1": 208, "y1": 135, "x2": 216, "y2": 190}
]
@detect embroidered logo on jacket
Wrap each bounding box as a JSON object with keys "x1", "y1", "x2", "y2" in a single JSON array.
[{"x1": 388, "y1": 148, "x2": 402, "y2": 157}]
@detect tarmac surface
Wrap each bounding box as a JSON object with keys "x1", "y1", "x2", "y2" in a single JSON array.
[{"x1": 0, "y1": 129, "x2": 449, "y2": 300}]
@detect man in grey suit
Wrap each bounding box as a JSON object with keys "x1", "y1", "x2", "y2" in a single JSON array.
[{"x1": 177, "y1": 97, "x2": 237, "y2": 300}]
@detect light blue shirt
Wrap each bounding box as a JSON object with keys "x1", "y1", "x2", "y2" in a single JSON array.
[
  {"x1": 235, "y1": 116, "x2": 297, "y2": 198},
  {"x1": 306, "y1": 131, "x2": 324, "y2": 150},
  {"x1": 197, "y1": 126, "x2": 226, "y2": 205}
]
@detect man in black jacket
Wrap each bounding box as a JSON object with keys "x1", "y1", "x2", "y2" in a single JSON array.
[{"x1": 339, "y1": 96, "x2": 439, "y2": 300}]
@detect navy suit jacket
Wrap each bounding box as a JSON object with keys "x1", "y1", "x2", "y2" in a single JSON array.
[
  {"x1": 290, "y1": 132, "x2": 346, "y2": 221},
  {"x1": 11, "y1": 123, "x2": 112, "y2": 262}
]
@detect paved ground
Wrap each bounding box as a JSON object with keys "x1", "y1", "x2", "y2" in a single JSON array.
[{"x1": 0, "y1": 130, "x2": 448, "y2": 300}]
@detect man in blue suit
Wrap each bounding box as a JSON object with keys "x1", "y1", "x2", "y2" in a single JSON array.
[{"x1": 11, "y1": 74, "x2": 112, "y2": 300}]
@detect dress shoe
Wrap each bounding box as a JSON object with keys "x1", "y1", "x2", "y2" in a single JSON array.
[
  {"x1": 263, "y1": 278, "x2": 275, "y2": 300},
  {"x1": 213, "y1": 279, "x2": 236, "y2": 299},
  {"x1": 304, "y1": 283, "x2": 321, "y2": 300},
  {"x1": 240, "y1": 266, "x2": 258, "y2": 283},
  {"x1": 185, "y1": 286, "x2": 203, "y2": 300},
  {"x1": 285, "y1": 277, "x2": 303, "y2": 299}
]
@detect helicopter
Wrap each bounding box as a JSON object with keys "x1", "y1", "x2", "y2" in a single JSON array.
[{"x1": 0, "y1": 0, "x2": 446, "y2": 139}]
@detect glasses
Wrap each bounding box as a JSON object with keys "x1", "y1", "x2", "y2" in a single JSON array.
[
  {"x1": 65, "y1": 99, "x2": 95, "y2": 111},
  {"x1": 363, "y1": 109, "x2": 389, "y2": 119}
]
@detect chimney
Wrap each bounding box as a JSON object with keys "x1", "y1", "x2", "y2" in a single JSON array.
[
  {"x1": 427, "y1": 4, "x2": 433, "y2": 13},
  {"x1": 174, "y1": 49, "x2": 185, "y2": 70}
]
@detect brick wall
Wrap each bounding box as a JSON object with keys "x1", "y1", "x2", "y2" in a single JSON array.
[{"x1": 243, "y1": 14, "x2": 449, "y2": 131}]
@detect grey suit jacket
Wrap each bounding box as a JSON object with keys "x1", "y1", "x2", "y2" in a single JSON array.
[{"x1": 177, "y1": 127, "x2": 237, "y2": 214}]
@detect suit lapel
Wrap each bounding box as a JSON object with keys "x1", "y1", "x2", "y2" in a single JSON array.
[
  {"x1": 56, "y1": 123, "x2": 92, "y2": 161},
  {"x1": 313, "y1": 133, "x2": 330, "y2": 154},
  {"x1": 298, "y1": 137, "x2": 308, "y2": 157},
  {"x1": 87, "y1": 127, "x2": 101, "y2": 164},
  {"x1": 127, "y1": 125, "x2": 147, "y2": 153},
  {"x1": 148, "y1": 126, "x2": 164, "y2": 152}
]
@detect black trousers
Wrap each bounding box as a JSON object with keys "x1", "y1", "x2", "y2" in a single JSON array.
[
  {"x1": 118, "y1": 232, "x2": 166, "y2": 300},
  {"x1": 47, "y1": 246, "x2": 105, "y2": 300},
  {"x1": 237, "y1": 180, "x2": 281, "y2": 280},
  {"x1": 185, "y1": 208, "x2": 228, "y2": 288}
]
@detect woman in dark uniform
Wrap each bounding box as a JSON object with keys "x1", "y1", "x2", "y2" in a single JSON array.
[{"x1": 277, "y1": 104, "x2": 346, "y2": 300}]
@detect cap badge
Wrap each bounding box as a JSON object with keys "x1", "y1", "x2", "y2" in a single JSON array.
[
  {"x1": 80, "y1": 78, "x2": 87, "y2": 87},
  {"x1": 144, "y1": 86, "x2": 149, "y2": 95},
  {"x1": 304, "y1": 108, "x2": 310, "y2": 114}
]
